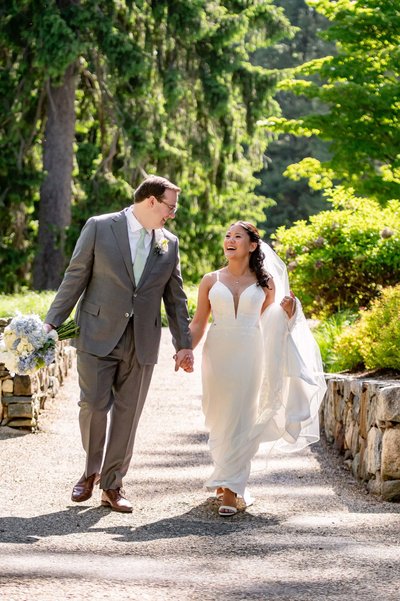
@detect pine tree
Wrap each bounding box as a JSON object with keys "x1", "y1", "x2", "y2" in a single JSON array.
[{"x1": 0, "y1": 1, "x2": 292, "y2": 291}]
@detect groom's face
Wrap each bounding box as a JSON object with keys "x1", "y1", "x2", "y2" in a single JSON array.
[{"x1": 150, "y1": 189, "x2": 179, "y2": 228}]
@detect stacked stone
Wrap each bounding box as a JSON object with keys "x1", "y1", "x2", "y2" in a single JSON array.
[
  {"x1": 321, "y1": 375, "x2": 400, "y2": 502},
  {"x1": 0, "y1": 318, "x2": 76, "y2": 430}
]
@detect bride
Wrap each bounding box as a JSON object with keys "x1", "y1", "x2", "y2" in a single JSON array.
[{"x1": 189, "y1": 221, "x2": 326, "y2": 516}]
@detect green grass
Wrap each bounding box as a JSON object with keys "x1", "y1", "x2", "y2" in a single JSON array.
[
  {"x1": 0, "y1": 291, "x2": 57, "y2": 320},
  {"x1": 0, "y1": 285, "x2": 200, "y2": 324}
]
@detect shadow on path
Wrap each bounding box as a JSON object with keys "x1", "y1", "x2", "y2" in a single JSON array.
[
  {"x1": 0, "y1": 426, "x2": 30, "y2": 441},
  {"x1": 0, "y1": 501, "x2": 280, "y2": 545},
  {"x1": 311, "y1": 436, "x2": 400, "y2": 515},
  {"x1": 0, "y1": 506, "x2": 104, "y2": 544},
  {"x1": 94, "y1": 500, "x2": 280, "y2": 543}
]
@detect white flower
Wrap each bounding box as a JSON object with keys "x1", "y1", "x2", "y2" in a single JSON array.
[
  {"x1": 47, "y1": 329, "x2": 59, "y2": 342},
  {"x1": 154, "y1": 230, "x2": 169, "y2": 255},
  {"x1": 3, "y1": 328, "x2": 17, "y2": 350},
  {"x1": 1, "y1": 350, "x2": 19, "y2": 375},
  {"x1": 16, "y1": 340, "x2": 35, "y2": 354},
  {"x1": 0, "y1": 314, "x2": 78, "y2": 376},
  {"x1": 0, "y1": 348, "x2": 11, "y2": 367}
]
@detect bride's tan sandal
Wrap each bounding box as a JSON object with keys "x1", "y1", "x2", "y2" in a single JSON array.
[
  {"x1": 207, "y1": 487, "x2": 225, "y2": 502},
  {"x1": 219, "y1": 504, "x2": 237, "y2": 516},
  {"x1": 218, "y1": 488, "x2": 237, "y2": 517}
]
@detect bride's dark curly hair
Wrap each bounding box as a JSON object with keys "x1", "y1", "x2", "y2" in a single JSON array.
[{"x1": 234, "y1": 221, "x2": 271, "y2": 288}]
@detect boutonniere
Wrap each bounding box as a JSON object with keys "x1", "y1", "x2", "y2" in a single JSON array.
[{"x1": 154, "y1": 230, "x2": 169, "y2": 255}]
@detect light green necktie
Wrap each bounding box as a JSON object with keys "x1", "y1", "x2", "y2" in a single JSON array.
[{"x1": 133, "y1": 227, "x2": 147, "y2": 283}]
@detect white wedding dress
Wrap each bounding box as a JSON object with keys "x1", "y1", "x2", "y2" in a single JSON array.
[{"x1": 201, "y1": 249, "x2": 326, "y2": 500}]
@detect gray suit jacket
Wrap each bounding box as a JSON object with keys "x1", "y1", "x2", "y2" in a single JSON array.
[{"x1": 45, "y1": 210, "x2": 192, "y2": 364}]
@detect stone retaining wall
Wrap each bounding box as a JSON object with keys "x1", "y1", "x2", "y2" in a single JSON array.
[
  {"x1": 321, "y1": 375, "x2": 400, "y2": 502},
  {"x1": 0, "y1": 318, "x2": 76, "y2": 430}
]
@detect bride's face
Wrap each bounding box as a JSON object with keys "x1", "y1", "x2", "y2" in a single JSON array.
[{"x1": 224, "y1": 224, "x2": 256, "y2": 260}]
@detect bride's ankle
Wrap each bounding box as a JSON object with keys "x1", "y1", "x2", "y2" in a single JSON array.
[{"x1": 222, "y1": 488, "x2": 237, "y2": 506}]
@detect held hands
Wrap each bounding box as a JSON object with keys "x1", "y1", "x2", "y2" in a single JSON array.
[
  {"x1": 280, "y1": 290, "x2": 296, "y2": 318},
  {"x1": 174, "y1": 349, "x2": 194, "y2": 373}
]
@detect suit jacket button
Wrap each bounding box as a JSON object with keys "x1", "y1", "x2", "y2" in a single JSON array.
[{"x1": 124, "y1": 312, "x2": 130, "y2": 318}]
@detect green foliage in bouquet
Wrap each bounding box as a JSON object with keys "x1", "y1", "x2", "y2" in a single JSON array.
[
  {"x1": 272, "y1": 188, "x2": 400, "y2": 318},
  {"x1": 56, "y1": 319, "x2": 80, "y2": 341}
]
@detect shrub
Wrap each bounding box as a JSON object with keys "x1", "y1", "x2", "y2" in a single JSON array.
[
  {"x1": 313, "y1": 310, "x2": 358, "y2": 371},
  {"x1": 329, "y1": 325, "x2": 364, "y2": 373},
  {"x1": 272, "y1": 188, "x2": 400, "y2": 318},
  {"x1": 332, "y1": 285, "x2": 400, "y2": 372}
]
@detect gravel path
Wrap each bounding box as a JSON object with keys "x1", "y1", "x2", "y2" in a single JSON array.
[{"x1": 1, "y1": 329, "x2": 399, "y2": 600}]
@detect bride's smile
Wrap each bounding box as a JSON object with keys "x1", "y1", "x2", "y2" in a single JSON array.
[{"x1": 224, "y1": 224, "x2": 257, "y2": 260}]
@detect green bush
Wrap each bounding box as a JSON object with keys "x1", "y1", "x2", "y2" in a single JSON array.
[
  {"x1": 313, "y1": 310, "x2": 358, "y2": 371},
  {"x1": 273, "y1": 188, "x2": 400, "y2": 318},
  {"x1": 332, "y1": 285, "x2": 400, "y2": 371},
  {"x1": 329, "y1": 325, "x2": 364, "y2": 373}
]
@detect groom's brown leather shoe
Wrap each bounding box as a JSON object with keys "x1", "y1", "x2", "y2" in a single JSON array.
[
  {"x1": 71, "y1": 473, "x2": 100, "y2": 503},
  {"x1": 101, "y1": 488, "x2": 133, "y2": 513}
]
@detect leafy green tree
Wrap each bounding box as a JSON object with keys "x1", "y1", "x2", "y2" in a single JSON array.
[
  {"x1": 0, "y1": 0, "x2": 292, "y2": 291},
  {"x1": 264, "y1": 0, "x2": 400, "y2": 204},
  {"x1": 254, "y1": 0, "x2": 335, "y2": 237}
]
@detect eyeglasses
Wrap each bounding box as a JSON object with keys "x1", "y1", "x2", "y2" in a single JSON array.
[{"x1": 158, "y1": 198, "x2": 178, "y2": 215}]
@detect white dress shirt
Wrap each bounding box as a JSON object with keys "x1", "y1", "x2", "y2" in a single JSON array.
[{"x1": 124, "y1": 206, "x2": 152, "y2": 264}]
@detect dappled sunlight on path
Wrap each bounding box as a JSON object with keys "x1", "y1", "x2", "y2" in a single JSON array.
[{"x1": 0, "y1": 329, "x2": 399, "y2": 600}]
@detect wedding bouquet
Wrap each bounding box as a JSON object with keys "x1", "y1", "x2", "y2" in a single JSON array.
[{"x1": 0, "y1": 314, "x2": 79, "y2": 376}]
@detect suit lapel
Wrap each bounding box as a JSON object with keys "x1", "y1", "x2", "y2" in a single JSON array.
[{"x1": 111, "y1": 212, "x2": 134, "y2": 285}]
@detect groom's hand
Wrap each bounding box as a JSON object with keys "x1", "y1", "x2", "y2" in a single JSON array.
[{"x1": 174, "y1": 349, "x2": 194, "y2": 373}]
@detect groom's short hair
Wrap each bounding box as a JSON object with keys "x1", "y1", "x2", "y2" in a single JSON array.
[{"x1": 134, "y1": 175, "x2": 181, "y2": 203}]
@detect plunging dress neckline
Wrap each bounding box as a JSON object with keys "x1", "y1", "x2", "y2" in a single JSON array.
[{"x1": 212, "y1": 280, "x2": 258, "y2": 319}]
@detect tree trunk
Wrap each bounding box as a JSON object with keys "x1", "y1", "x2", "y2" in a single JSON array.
[{"x1": 33, "y1": 61, "x2": 78, "y2": 290}]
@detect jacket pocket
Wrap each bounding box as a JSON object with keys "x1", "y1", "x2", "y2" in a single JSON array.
[
  {"x1": 81, "y1": 299, "x2": 100, "y2": 316},
  {"x1": 151, "y1": 260, "x2": 174, "y2": 274}
]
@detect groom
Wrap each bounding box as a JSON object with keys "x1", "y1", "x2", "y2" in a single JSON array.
[{"x1": 45, "y1": 175, "x2": 193, "y2": 512}]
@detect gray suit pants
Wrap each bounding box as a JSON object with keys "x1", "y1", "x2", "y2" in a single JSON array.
[{"x1": 77, "y1": 319, "x2": 154, "y2": 490}]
